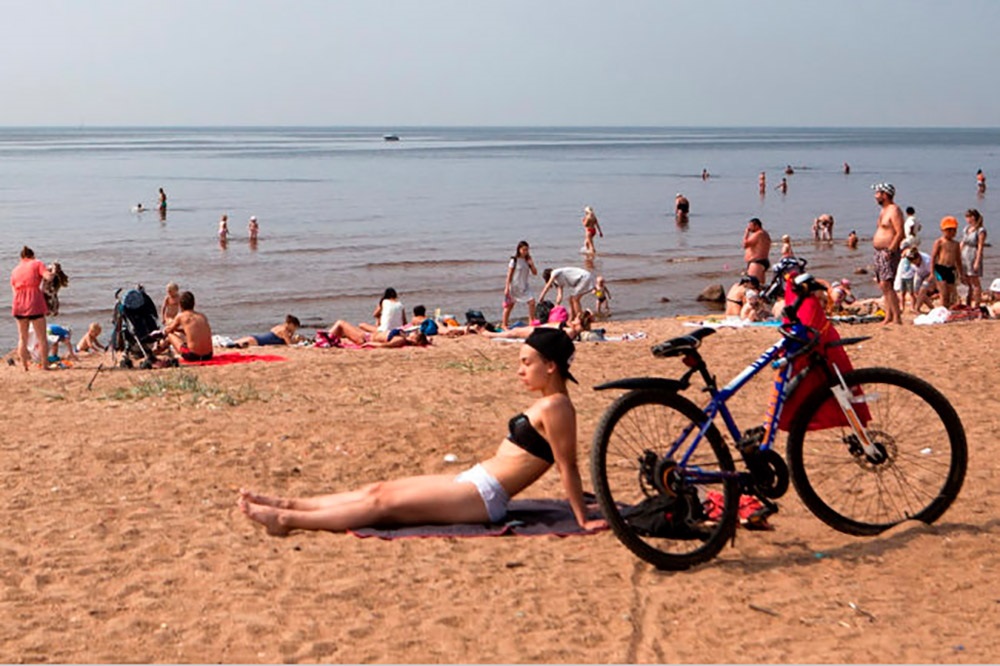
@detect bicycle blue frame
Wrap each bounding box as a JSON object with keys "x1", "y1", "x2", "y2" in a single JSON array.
[{"x1": 669, "y1": 325, "x2": 815, "y2": 476}]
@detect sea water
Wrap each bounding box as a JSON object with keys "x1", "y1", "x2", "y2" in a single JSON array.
[{"x1": 0, "y1": 126, "x2": 996, "y2": 351}]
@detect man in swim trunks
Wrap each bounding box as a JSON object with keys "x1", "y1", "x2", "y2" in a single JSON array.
[
  {"x1": 163, "y1": 290, "x2": 214, "y2": 361},
  {"x1": 871, "y1": 182, "x2": 905, "y2": 325},
  {"x1": 742, "y1": 217, "x2": 772, "y2": 284},
  {"x1": 233, "y1": 314, "x2": 301, "y2": 348}
]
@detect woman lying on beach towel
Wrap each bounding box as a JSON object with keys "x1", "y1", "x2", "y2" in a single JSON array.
[
  {"x1": 323, "y1": 319, "x2": 429, "y2": 348},
  {"x1": 238, "y1": 328, "x2": 606, "y2": 535},
  {"x1": 475, "y1": 310, "x2": 594, "y2": 342}
]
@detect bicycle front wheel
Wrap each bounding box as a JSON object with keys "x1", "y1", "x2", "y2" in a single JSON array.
[
  {"x1": 787, "y1": 367, "x2": 967, "y2": 536},
  {"x1": 591, "y1": 389, "x2": 739, "y2": 571}
]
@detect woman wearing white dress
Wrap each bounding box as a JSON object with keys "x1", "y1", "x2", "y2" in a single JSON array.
[{"x1": 501, "y1": 241, "x2": 538, "y2": 329}]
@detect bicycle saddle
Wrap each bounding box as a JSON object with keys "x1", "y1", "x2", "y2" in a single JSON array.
[{"x1": 652, "y1": 327, "x2": 716, "y2": 358}]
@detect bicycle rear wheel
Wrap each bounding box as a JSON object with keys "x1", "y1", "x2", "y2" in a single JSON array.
[
  {"x1": 787, "y1": 367, "x2": 967, "y2": 536},
  {"x1": 591, "y1": 389, "x2": 739, "y2": 570}
]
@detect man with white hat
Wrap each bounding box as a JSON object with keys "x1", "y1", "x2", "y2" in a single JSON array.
[
  {"x1": 248, "y1": 215, "x2": 259, "y2": 242},
  {"x1": 871, "y1": 182, "x2": 905, "y2": 325}
]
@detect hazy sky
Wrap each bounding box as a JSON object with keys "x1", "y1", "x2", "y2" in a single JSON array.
[{"x1": 2, "y1": 0, "x2": 997, "y2": 127}]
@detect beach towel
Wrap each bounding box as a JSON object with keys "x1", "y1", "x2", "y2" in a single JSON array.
[
  {"x1": 913, "y1": 305, "x2": 989, "y2": 325},
  {"x1": 347, "y1": 498, "x2": 606, "y2": 540},
  {"x1": 179, "y1": 352, "x2": 287, "y2": 366}
]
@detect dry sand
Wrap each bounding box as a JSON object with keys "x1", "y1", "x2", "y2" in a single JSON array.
[{"x1": 2, "y1": 316, "x2": 999, "y2": 663}]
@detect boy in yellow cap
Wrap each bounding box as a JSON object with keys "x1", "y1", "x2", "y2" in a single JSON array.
[{"x1": 930, "y1": 216, "x2": 964, "y2": 309}]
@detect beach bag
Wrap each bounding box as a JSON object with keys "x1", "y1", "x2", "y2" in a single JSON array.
[
  {"x1": 774, "y1": 280, "x2": 871, "y2": 432},
  {"x1": 419, "y1": 319, "x2": 438, "y2": 336},
  {"x1": 622, "y1": 489, "x2": 710, "y2": 540}
]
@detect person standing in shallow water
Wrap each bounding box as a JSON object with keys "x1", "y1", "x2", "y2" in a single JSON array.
[
  {"x1": 581, "y1": 206, "x2": 603, "y2": 254},
  {"x1": 238, "y1": 328, "x2": 607, "y2": 534},
  {"x1": 674, "y1": 194, "x2": 690, "y2": 225},
  {"x1": 871, "y1": 183, "x2": 905, "y2": 325}
]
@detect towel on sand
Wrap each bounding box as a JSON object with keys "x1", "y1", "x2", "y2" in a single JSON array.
[
  {"x1": 179, "y1": 352, "x2": 287, "y2": 366},
  {"x1": 347, "y1": 498, "x2": 605, "y2": 540}
]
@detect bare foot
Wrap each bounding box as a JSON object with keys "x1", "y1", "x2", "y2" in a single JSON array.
[
  {"x1": 238, "y1": 488, "x2": 289, "y2": 509},
  {"x1": 238, "y1": 498, "x2": 290, "y2": 536}
]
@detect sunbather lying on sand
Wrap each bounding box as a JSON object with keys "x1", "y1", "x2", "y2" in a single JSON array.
[
  {"x1": 475, "y1": 310, "x2": 594, "y2": 342},
  {"x1": 326, "y1": 319, "x2": 428, "y2": 348},
  {"x1": 239, "y1": 328, "x2": 605, "y2": 534}
]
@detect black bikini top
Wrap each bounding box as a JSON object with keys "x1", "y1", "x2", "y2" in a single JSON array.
[{"x1": 507, "y1": 413, "x2": 554, "y2": 464}]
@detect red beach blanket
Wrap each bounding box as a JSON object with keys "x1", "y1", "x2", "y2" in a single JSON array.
[{"x1": 179, "y1": 352, "x2": 287, "y2": 366}]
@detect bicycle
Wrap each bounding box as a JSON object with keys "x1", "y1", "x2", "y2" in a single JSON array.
[{"x1": 590, "y1": 264, "x2": 968, "y2": 570}]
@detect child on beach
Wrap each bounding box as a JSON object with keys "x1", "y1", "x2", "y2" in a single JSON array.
[
  {"x1": 593, "y1": 275, "x2": 611, "y2": 316},
  {"x1": 45, "y1": 324, "x2": 79, "y2": 362},
  {"x1": 581, "y1": 206, "x2": 603, "y2": 255},
  {"x1": 238, "y1": 328, "x2": 606, "y2": 535},
  {"x1": 780, "y1": 234, "x2": 794, "y2": 258},
  {"x1": 248, "y1": 216, "x2": 259, "y2": 241},
  {"x1": 161, "y1": 283, "x2": 181, "y2": 326},
  {"x1": 828, "y1": 279, "x2": 856, "y2": 314},
  {"x1": 893, "y1": 248, "x2": 928, "y2": 314},
  {"x1": 218, "y1": 215, "x2": 230, "y2": 241},
  {"x1": 76, "y1": 322, "x2": 106, "y2": 354},
  {"x1": 930, "y1": 216, "x2": 964, "y2": 309},
  {"x1": 739, "y1": 290, "x2": 770, "y2": 322},
  {"x1": 233, "y1": 315, "x2": 303, "y2": 348}
]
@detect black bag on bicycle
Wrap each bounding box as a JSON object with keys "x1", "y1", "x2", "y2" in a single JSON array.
[{"x1": 622, "y1": 491, "x2": 711, "y2": 541}]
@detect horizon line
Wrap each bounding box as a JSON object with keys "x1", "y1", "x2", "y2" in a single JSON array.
[{"x1": 1, "y1": 123, "x2": 999, "y2": 131}]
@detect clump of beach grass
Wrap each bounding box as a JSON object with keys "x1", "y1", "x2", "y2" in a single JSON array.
[
  {"x1": 442, "y1": 350, "x2": 507, "y2": 375},
  {"x1": 104, "y1": 370, "x2": 264, "y2": 407}
]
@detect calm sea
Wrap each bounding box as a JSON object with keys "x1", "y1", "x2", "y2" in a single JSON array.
[{"x1": 1, "y1": 126, "x2": 996, "y2": 350}]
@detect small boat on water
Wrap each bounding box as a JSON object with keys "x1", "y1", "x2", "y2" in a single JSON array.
[{"x1": 383, "y1": 134, "x2": 400, "y2": 142}]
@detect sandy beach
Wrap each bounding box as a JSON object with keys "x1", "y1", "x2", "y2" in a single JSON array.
[{"x1": 2, "y1": 315, "x2": 999, "y2": 663}]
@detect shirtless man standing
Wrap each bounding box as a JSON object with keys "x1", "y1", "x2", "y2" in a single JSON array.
[
  {"x1": 871, "y1": 183, "x2": 905, "y2": 325},
  {"x1": 163, "y1": 291, "x2": 214, "y2": 361},
  {"x1": 742, "y1": 217, "x2": 772, "y2": 284}
]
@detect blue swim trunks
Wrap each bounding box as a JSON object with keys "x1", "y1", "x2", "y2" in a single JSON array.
[
  {"x1": 47, "y1": 324, "x2": 71, "y2": 340},
  {"x1": 252, "y1": 331, "x2": 285, "y2": 346}
]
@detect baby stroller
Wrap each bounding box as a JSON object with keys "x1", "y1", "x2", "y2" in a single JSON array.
[{"x1": 111, "y1": 285, "x2": 166, "y2": 369}]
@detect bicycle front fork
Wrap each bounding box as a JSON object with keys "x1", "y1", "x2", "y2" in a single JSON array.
[{"x1": 828, "y1": 365, "x2": 885, "y2": 463}]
